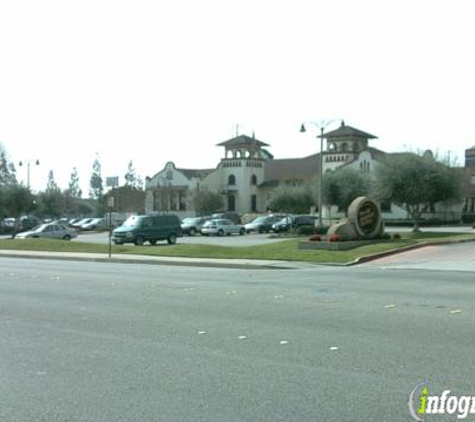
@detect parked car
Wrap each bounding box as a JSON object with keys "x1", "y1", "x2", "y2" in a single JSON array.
[
  {"x1": 15, "y1": 223, "x2": 78, "y2": 240},
  {"x1": 71, "y1": 218, "x2": 94, "y2": 229},
  {"x1": 181, "y1": 216, "x2": 210, "y2": 236},
  {"x1": 17, "y1": 215, "x2": 42, "y2": 231},
  {"x1": 244, "y1": 215, "x2": 282, "y2": 233},
  {"x1": 112, "y1": 214, "x2": 182, "y2": 245},
  {"x1": 80, "y1": 218, "x2": 106, "y2": 231},
  {"x1": 1, "y1": 218, "x2": 16, "y2": 234},
  {"x1": 201, "y1": 218, "x2": 245, "y2": 236},
  {"x1": 272, "y1": 215, "x2": 316, "y2": 233},
  {"x1": 211, "y1": 212, "x2": 242, "y2": 224},
  {"x1": 2, "y1": 217, "x2": 16, "y2": 228},
  {"x1": 68, "y1": 218, "x2": 82, "y2": 227}
]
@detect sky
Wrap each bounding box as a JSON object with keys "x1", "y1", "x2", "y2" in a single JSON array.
[{"x1": 0, "y1": 0, "x2": 474, "y2": 194}]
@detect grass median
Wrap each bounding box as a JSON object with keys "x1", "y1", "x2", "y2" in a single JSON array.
[{"x1": 1, "y1": 231, "x2": 474, "y2": 264}]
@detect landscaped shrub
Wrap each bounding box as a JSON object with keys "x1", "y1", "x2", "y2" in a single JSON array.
[
  {"x1": 294, "y1": 225, "x2": 329, "y2": 235},
  {"x1": 327, "y1": 234, "x2": 341, "y2": 242},
  {"x1": 314, "y1": 225, "x2": 329, "y2": 235},
  {"x1": 462, "y1": 213, "x2": 475, "y2": 224},
  {"x1": 380, "y1": 233, "x2": 391, "y2": 240},
  {"x1": 309, "y1": 234, "x2": 321, "y2": 242},
  {"x1": 392, "y1": 233, "x2": 402, "y2": 240},
  {"x1": 294, "y1": 225, "x2": 317, "y2": 235}
]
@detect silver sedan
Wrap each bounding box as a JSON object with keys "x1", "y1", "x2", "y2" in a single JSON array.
[
  {"x1": 15, "y1": 223, "x2": 78, "y2": 240},
  {"x1": 201, "y1": 219, "x2": 245, "y2": 236}
]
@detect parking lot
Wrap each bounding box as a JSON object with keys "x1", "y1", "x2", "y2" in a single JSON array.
[
  {"x1": 2, "y1": 225, "x2": 474, "y2": 247},
  {"x1": 74, "y1": 231, "x2": 288, "y2": 247}
]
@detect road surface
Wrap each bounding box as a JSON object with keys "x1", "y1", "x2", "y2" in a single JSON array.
[{"x1": 1, "y1": 252, "x2": 475, "y2": 421}]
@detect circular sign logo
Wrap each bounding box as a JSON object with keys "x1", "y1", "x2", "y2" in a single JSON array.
[
  {"x1": 348, "y1": 197, "x2": 382, "y2": 238},
  {"x1": 357, "y1": 200, "x2": 380, "y2": 235}
]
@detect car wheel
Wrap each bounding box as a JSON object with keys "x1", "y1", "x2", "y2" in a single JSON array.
[
  {"x1": 239, "y1": 228, "x2": 245, "y2": 235},
  {"x1": 217, "y1": 229, "x2": 224, "y2": 236},
  {"x1": 63, "y1": 234, "x2": 71, "y2": 240},
  {"x1": 258, "y1": 227, "x2": 264, "y2": 234},
  {"x1": 149, "y1": 239, "x2": 157, "y2": 245},
  {"x1": 167, "y1": 233, "x2": 177, "y2": 245},
  {"x1": 134, "y1": 235, "x2": 145, "y2": 246},
  {"x1": 189, "y1": 227, "x2": 196, "y2": 236}
]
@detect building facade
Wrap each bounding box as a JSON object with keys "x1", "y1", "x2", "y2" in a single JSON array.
[{"x1": 145, "y1": 122, "x2": 469, "y2": 222}]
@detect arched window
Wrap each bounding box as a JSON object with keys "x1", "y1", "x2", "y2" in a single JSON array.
[
  {"x1": 228, "y1": 174, "x2": 236, "y2": 185},
  {"x1": 250, "y1": 175, "x2": 257, "y2": 185}
]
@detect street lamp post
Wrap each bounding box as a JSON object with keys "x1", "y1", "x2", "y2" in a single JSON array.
[
  {"x1": 300, "y1": 120, "x2": 334, "y2": 227},
  {"x1": 18, "y1": 159, "x2": 40, "y2": 190}
]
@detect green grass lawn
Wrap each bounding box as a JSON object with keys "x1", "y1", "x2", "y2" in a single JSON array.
[{"x1": 1, "y1": 231, "x2": 474, "y2": 264}]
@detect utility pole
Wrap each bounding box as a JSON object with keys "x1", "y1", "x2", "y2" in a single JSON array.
[
  {"x1": 300, "y1": 120, "x2": 335, "y2": 227},
  {"x1": 18, "y1": 159, "x2": 40, "y2": 190}
]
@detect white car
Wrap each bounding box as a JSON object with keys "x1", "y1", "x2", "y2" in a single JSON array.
[
  {"x1": 15, "y1": 223, "x2": 78, "y2": 240},
  {"x1": 201, "y1": 219, "x2": 245, "y2": 236},
  {"x1": 71, "y1": 218, "x2": 94, "y2": 229},
  {"x1": 80, "y1": 218, "x2": 106, "y2": 231}
]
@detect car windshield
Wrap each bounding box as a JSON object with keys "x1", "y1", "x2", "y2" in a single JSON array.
[
  {"x1": 277, "y1": 216, "x2": 293, "y2": 224},
  {"x1": 183, "y1": 218, "x2": 200, "y2": 224},
  {"x1": 252, "y1": 217, "x2": 267, "y2": 223},
  {"x1": 32, "y1": 224, "x2": 48, "y2": 232},
  {"x1": 122, "y1": 216, "x2": 143, "y2": 227}
]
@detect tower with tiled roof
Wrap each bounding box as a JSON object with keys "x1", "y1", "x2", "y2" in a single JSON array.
[
  {"x1": 216, "y1": 134, "x2": 271, "y2": 212},
  {"x1": 321, "y1": 121, "x2": 378, "y2": 171}
]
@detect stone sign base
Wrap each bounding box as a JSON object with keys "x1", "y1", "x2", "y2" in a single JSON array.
[{"x1": 299, "y1": 239, "x2": 396, "y2": 251}]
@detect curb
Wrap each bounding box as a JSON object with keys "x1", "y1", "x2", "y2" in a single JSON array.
[{"x1": 0, "y1": 251, "x2": 296, "y2": 270}]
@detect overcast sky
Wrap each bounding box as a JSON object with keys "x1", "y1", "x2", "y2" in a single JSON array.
[{"x1": 0, "y1": 0, "x2": 474, "y2": 193}]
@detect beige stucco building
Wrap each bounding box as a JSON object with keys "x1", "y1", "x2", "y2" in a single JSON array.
[{"x1": 145, "y1": 122, "x2": 468, "y2": 222}]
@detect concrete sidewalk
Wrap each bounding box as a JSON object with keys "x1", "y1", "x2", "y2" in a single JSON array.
[{"x1": 0, "y1": 249, "x2": 305, "y2": 270}]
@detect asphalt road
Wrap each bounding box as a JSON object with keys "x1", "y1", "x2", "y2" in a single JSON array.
[{"x1": 1, "y1": 255, "x2": 475, "y2": 421}]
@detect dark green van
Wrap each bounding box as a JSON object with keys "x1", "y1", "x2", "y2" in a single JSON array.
[{"x1": 112, "y1": 214, "x2": 182, "y2": 245}]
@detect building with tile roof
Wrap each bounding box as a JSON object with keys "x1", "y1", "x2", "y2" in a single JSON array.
[{"x1": 145, "y1": 122, "x2": 470, "y2": 223}]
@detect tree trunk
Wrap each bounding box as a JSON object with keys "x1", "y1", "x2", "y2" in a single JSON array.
[{"x1": 408, "y1": 205, "x2": 421, "y2": 232}]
